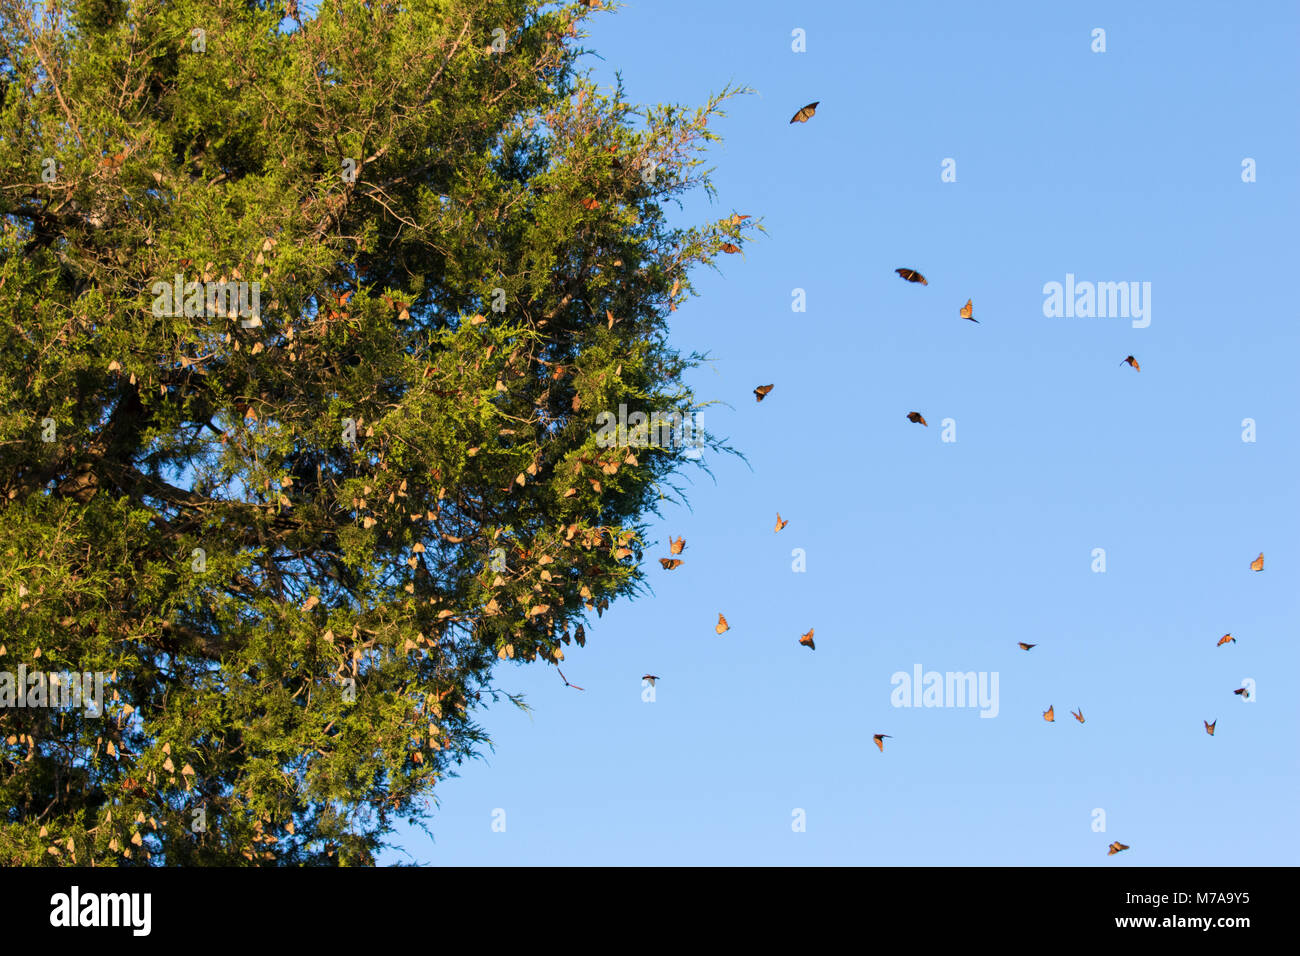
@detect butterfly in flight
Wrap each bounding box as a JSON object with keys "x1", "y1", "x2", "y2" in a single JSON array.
[
  {"x1": 1108, "y1": 842, "x2": 1130, "y2": 855},
  {"x1": 669, "y1": 536, "x2": 685, "y2": 555},
  {"x1": 556, "y1": 668, "x2": 584, "y2": 691},
  {"x1": 1251, "y1": 553, "x2": 1264, "y2": 572},
  {"x1": 642, "y1": 674, "x2": 660, "y2": 686},
  {"x1": 715, "y1": 613, "x2": 730, "y2": 635},
  {"x1": 906, "y1": 412, "x2": 927, "y2": 426},
  {"x1": 1217, "y1": 634, "x2": 1235, "y2": 647},
  {"x1": 1018, "y1": 642, "x2": 1036, "y2": 651},
  {"x1": 1043, "y1": 705, "x2": 1055, "y2": 722},
  {"x1": 1071, "y1": 708, "x2": 1085, "y2": 724},
  {"x1": 1121, "y1": 355, "x2": 1140, "y2": 371},
  {"x1": 1233, "y1": 686, "x2": 1250, "y2": 698},
  {"x1": 726, "y1": 213, "x2": 751, "y2": 226},
  {"x1": 799, "y1": 628, "x2": 815, "y2": 651},
  {"x1": 789, "y1": 101, "x2": 819, "y2": 124},
  {"x1": 959, "y1": 299, "x2": 978, "y2": 323},
  {"x1": 873, "y1": 734, "x2": 891, "y2": 753},
  {"x1": 895, "y1": 268, "x2": 927, "y2": 285},
  {"x1": 774, "y1": 513, "x2": 789, "y2": 533},
  {"x1": 754, "y1": 384, "x2": 774, "y2": 402},
  {"x1": 659, "y1": 558, "x2": 683, "y2": 570},
  {"x1": 1204, "y1": 719, "x2": 1216, "y2": 736}
]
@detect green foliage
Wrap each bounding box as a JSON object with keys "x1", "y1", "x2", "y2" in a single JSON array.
[{"x1": 0, "y1": 0, "x2": 751, "y2": 865}]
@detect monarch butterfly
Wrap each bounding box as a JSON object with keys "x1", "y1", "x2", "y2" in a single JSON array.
[
  {"x1": 1107, "y1": 842, "x2": 1130, "y2": 855},
  {"x1": 1043, "y1": 705, "x2": 1055, "y2": 722},
  {"x1": 1233, "y1": 686, "x2": 1250, "y2": 698},
  {"x1": 659, "y1": 558, "x2": 683, "y2": 570},
  {"x1": 726, "y1": 213, "x2": 751, "y2": 226},
  {"x1": 1121, "y1": 355, "x2": 1140, "y2": 371},
  {"x1": 669, "y1": 536, "x2": 685, "y2": 555},
  {"x1": 895, "y1": 268, "x2": 927, "y2": 285},
  {"x1": 715, "y1": 613, "x2": 730, "y2": 635},
  {"x1": 1217, "y1": 634, "x2": 1235, "y2": 646},
  {"x1": 799, "y1": 628, "x2": 815, "y2": 650},
  {"x1": 774, "y1": 513, "x2": 788, "y2": 533},
  {"x1": 580, "y1": 198, "x2": 600, "y2": 210},
  {"x1": 907, "y1": 412, "x2": 927, "y2": 426},
  {"x1": 873, "y1": 734, "x2": 891, "y2": 752},
  {"x1": 556, "y1": 668, "x2": 584, "y2": 691},
  {"x1": 720, "y1": 243, "x2": 742, "y2": 254},
  {"x1": 1251, "y1": 553, "x2": 1264, "y2": 572},
  {"x1": 1204, "y1": 719, "x2": 1216, "y2": 736},
  {"x1": 789, "y1": 101, "x2": 819, "y2": 124},
  {"x1": 1018, "y1": 642, "x2": 1036, "y2": 651},
  {"x1": 1071, "y1": 708, "x2": 1085, "y2": 723},
  {"x1": 754, "y1": 384, "x2": 774, "y2": 402},
  {"x1": 642, "y1": 675, "x2": 659, "y2": 686},
  {"x1": 959, "y1": 299, "x2": 977, "y2": 323}
]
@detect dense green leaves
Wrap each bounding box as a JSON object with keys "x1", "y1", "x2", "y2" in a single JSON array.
[{"x1": 0, "y1": 0, "x2": 749, "y2": 864}]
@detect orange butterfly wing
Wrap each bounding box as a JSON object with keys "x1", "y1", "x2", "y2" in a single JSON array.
[{"x1": 789, "y1": 101, "x2": 819, "y2": 123}]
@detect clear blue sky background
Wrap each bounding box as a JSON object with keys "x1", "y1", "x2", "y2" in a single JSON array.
[{"x1": 381, "y1": 0, "x2": 1300, "y2": 865}]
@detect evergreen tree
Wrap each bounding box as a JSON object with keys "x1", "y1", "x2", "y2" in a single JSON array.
[{"x1": 0, "y1": 0, "x2": 749, "y2": 865}]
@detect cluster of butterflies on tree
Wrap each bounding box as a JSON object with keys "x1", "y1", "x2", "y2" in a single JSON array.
[{"x1": 575, "y1": 97, "x2": 1266, "y2": 856}]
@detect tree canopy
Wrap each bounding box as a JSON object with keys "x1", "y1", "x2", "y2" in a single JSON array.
[{"x1": 0, "y1": 0, "x2": 750, "y2": 865}]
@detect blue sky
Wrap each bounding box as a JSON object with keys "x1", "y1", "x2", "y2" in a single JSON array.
[{"x1": 382, "y1": 0, "x2": 1300, "y2": 866}]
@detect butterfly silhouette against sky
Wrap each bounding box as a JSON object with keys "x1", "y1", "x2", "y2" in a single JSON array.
[{"x1": 789, "y1": 101, "x2": 819, "y2": 123}]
